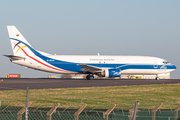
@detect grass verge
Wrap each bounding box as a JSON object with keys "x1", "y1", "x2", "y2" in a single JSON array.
[{"x1": 0, "y1": 84, "x2": 180, "y2": 109}]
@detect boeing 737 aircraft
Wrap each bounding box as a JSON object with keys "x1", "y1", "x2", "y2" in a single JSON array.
[{"x1": 5, "y1": 26, "x2": 176, "y2": 80}]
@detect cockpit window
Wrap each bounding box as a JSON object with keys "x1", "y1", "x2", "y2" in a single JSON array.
[{"x1": 163, "y1": 61, "x2": 169, "y2": 64}]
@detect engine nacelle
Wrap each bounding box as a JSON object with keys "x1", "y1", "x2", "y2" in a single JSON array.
[
  {"x1": 97, "y1": 69, "x2": 121, "y2": 78},
  {"x1": 105, "y1": 69, "x2": 121, "y2": 77}
]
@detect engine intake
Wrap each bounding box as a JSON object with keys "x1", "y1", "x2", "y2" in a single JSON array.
[{"x1": 97, "y1": 69, "x2": 121, "y2": 78}]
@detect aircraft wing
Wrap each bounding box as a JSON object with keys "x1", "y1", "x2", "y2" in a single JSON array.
[
  {"x1": 79, "y1": 64, "x2": 103, "y2": 73},
  {"x1": 4, "y1": 55, "x2": 26, "y2": 60}
]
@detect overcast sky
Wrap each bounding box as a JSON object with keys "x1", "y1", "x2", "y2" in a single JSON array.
[{"x1": 0, "y1": 0, "x2": 180, "y2": 78}]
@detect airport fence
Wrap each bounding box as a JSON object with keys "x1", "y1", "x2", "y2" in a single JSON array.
[
  {"x1": 0, "y1": 101, "x2": 180, "y2": 120},
  {"x1": 0, "y1": 87, "x2": 180, "y2": 120},
  {"x1": 1, "y1": 100, "x2": 180, "y2": 119}
]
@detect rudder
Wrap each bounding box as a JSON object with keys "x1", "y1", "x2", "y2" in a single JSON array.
[{"x1": 7, "y1": 26, "x2": 35, "y2": 57}]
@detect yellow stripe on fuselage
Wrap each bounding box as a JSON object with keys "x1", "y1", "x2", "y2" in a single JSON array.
[{"x1": 15, "y1": 46, "x2": 27, "y2": 54}]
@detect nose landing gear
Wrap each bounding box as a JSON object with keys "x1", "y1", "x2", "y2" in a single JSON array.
[{"x1": 156, "y1": 75, "x2": 160, "y2": 80}]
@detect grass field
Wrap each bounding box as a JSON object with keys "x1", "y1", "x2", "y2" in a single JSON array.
[{"x1": 0, "y1": 84, "x2": 180, "y2": 109}]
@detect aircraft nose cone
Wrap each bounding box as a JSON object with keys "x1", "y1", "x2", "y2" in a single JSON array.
[{"x1": 173, "y1": 64, "x2": 177, "y2": 69}]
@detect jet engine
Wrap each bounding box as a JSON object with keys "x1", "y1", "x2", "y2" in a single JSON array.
[{"x1": 97, "y1": 69, "x2": 121, "y2": 78}]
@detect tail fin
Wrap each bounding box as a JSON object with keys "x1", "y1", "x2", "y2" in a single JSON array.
[{"x1": 7, "y1": 26, "x2": 35, "y2": 57}]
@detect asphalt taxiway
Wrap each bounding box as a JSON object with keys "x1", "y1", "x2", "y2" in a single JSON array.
[{"x1": 0, "y1": 78, "x2": 180, "y2": 90}]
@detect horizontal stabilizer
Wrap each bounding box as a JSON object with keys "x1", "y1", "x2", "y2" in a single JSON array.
[{"x1": 4, "y1": 54, "x2": 26, "y2": 60}]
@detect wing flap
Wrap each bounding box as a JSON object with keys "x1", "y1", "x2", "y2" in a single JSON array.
[{"x1": 79, "y1": 64, "x2": 103, "y2": 73}]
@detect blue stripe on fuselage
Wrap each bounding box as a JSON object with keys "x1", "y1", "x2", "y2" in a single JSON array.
[{"x1": 10, "y1": 38, "x2": 176, "y2": 73}]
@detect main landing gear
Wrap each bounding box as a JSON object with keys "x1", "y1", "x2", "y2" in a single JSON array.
[{"x1": 86, "y1": 74, "x2": 94, "y2": 80}]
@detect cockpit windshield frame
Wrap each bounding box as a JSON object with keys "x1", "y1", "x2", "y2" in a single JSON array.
[{"x1": 163, "y1": 61, "x2": 170, "y2": 64}]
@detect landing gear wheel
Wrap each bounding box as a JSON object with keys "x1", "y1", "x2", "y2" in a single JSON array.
[
  {"x1": 86, "y1": 75, "x2": 94, "y2": 80},
  {"x1": 89, "y1": 76, "x2": 94, "y2": 80},
  {"x1": 86, "y1": 75, "x2": 89, "y2": 80},
  {"x1": 156, "y1": 77, "x2": 160, "y2": 81}
]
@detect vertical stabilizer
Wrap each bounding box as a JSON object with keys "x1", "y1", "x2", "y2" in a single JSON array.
[{"x1": 7, "y1": 26, "x2": 35, "y2": 57}]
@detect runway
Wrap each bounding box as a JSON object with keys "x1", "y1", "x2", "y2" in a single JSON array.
[{"x1": 0, "y1": 78, "x2": 180, "y2": 90}]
